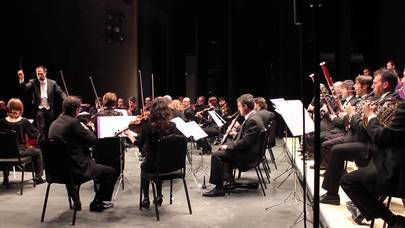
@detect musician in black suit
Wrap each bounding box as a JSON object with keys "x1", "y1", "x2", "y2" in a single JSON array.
[
  {"x1": 203, "y1": 94, "x2": 265, "y2": 197},
  {"x1": 320, "y1": 70, "x2": 401, "y2": 207},
  {"x1": 254, "y1": 97, "x2": 275, "y2": 127},
  {"x1": 341, "y1": 99, "x2": 405, "y2": 227},
  {"x1": 17, "y1": 66, "x2": 66, "y2": 141},
  {"x1": 182, "y1": 97, "x2": 195, "y2": 122},
  {"x1": 48, "y1": 96, "x2": 118, "y2": 212}
]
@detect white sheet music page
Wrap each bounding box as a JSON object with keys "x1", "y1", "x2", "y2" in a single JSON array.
[
  {"x1": 208, "y1": 110, "x2": 224, "y2": 127},
  {"x1": 272, "y1": 99, "x2": 314, "y2": 136},
  {"x1": 97, "y1": 116, "x2": 136, "y2": 138},
  {"x1": 171, "y1": 117, "x2": 208, "y2": 140}
]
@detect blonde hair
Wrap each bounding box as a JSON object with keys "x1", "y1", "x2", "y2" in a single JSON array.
[
  {"x1": 103, "y1": 92, "x2": 117, "y2": 108},
  {"x1": 169, "y1": 99, "x2": 183, "y2": 112}
]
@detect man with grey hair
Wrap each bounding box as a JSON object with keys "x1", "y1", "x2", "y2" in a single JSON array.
[
  {"x1": 182, "y1": 97, "x2": 194, "y2": 121},
  {"x1": 203, "y1": 94, "x2": 265, "y2": 197}
]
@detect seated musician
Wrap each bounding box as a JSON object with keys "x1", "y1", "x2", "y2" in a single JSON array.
[
  {"x1": 48, "y1": 96, "x2": 118, "y2": 212},
  {"x1": 182, "y1": 97, "x2": 194, "y2": 122},
  {"x1": 169, "y1": 99, "x2": 186, "y2": 121},
  {"x1": 0, "y1": 98, "x2": 44, "y2": 185},
  {"x1": 203, "y1": 94, "x2": 265, "y2": 197},
  {"x1": 254, "y1": 97, "x2": 275, "y2": 127},
  {"x1": 92, "y1": 92, "x2": 123, "y2": 134},
  {"x1": 127, "y1": 96, "x2": 141, "y2": 116},
  {"x1": 125, "y1": 98, "x2": 180, "y2": 208},
  {"x1": 341, "y1": 93, "x2": 405, "y2": 227}
]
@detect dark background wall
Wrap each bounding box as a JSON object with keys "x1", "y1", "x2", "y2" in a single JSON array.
[{"x1": 2, "y1": 0, "x2": 405, "y2": 116}]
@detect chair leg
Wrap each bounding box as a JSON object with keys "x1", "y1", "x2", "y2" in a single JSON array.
[
  {"x1": 151, "y1": 182, "x2": 160, "y2": 221},
  {"x1": 182, "y1": 178, "x2": 192, "y2": 214},
  {"x1": 41, "y1": 183, "x2": 51, "y2": 222},
  {"x1": 237, "y1": 170, "x2": 241, "y2": 179},
  {"x1": 370, "y1": 219, "x2": 375, "y2": 228},
  {"x1": 269, "y1": 148, "x2": 278, "y2": 169},
  {"x1": 20, "y1": 165, "x2": 25, "y2": 195},
  {"x1": 31, "y1": 165, "x2": 36, "y2": 187},
  {"x1": 255, "y1": 167, "x2": 266, "y2": 196},
  {"x1": 382, "y1": 196, "x2": 392, "y2": 228},
  {"x1": 261, "y1": 159, "x2": 271, "y2": 184},
  {"x1": 170, "y1": 180, "x2": 173, "y2": 205},
  {"x1": 257, "y1": 166, "x2": 267, "y2": 189}
]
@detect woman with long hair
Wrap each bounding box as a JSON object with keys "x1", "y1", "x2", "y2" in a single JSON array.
[{"x1": 126, "y1": 97, "x2": 179, "y2": 208}]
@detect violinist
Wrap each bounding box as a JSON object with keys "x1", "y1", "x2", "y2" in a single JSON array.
[
  {"x1": 0, "y1": 98, "x2": 44, "y2": 186},
  {"x1": 117, "y1": 98, "x2": 127, "y2": 109},
  {"x1": 169, "y1": 99, "x2": 186, "y2": 121},
  {"x1": 254, "y1": 97, "x2": 275, "y2": 127},
  {"x1": 194, "y1": 96, "x2": 207, "y2": 113},
  {"x1": 125, "y1": 98, "x2": 181, "y2": 208},
  {"x1": 219, "y1": 97, "x2": 232, "y2": 120},
  {"x1": 142, "y1": 97, "x2": 152, "y2": 113},
  {"x1": 127, "y1": 96, "x2": 141, "y2": 116},
  {"x1": 92, "y1": 92, "x2": 123, "y2": 135},
  {"x1": 182, "y1": 97, "x2": 194, "y2": 122}
]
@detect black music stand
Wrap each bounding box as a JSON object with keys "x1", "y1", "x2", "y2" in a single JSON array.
[{"x1": 93, "y1": 136, "x2": 127, "y2": 201}]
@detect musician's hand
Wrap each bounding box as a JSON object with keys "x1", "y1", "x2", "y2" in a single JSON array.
[
  {"x1": 329, "y1": 114, "x2": 337, "y2": 120},
  {"x1": 362, "y1": 103, "x2": 376, "y2": 119},
  {"x1": 229, "y1": 131, "x2": 237, "y2": 137},
  {"x1": 345, "y1": 104, "x2": 356, "y2": 116},
  {"x1": 17, "y1": 70, "x2": 24, "y2": 81},
  {"x1": 124, "y1": 129, "x2": 137, "y2": 144},
  {"x1": 338, "y1": 111, "x2": 347, "y2": 119},
  {"x1": 307, "y1": 104, "x2": 314, "y2": 112},
  {"x1": 219, "y1": 145, "x2": 228, "y2": 150}
]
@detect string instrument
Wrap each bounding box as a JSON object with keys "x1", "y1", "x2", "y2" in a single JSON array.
[
  {"x1": 59, "y1": 70, "x2": 69, "y2": 96},
  {"x1": 195, "y1": 106, "x2": 214, "y2": 118},
  {"x1": 128, "y1": 111, "x2": 151, "y2": 134},
  {"x1": 25, "y1": 134, "x2": 38, "y2": 149},
  {"x1": 319, "y1": 62, "x2": 345, "y2": 113}
]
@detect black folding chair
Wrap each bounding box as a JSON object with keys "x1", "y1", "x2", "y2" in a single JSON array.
[
  {"x1": 40, "y1": 138, "x2": 86, "y2": 226},
  {"x1": 0, "y1": 129, "x2": 35, "y2": 195},
  {"x1": 139, "y1": 134, "x2": 192, "y2": 221},
  {"x1": 266, "y1": 119, "x2": 278, "y2": 169},
  {"x1": 232, "y1": 129, "x2": 267, "y2": 196}
]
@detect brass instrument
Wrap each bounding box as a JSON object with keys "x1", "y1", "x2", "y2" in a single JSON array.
[{"x1": 373, "y1": 98, "x2": 400, "y2": 127}]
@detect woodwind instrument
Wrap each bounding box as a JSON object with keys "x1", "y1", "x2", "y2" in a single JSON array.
[
  {"x1": 309, "y1": 74, "x2": 336, "y2": 115},
  {"x1": 59, "y1": 70, "x2": 69, "y2": 96},
  {"x1": 219, "y1": 113, "x2": 240, "y2": 147},
  {"x1": 319, "y1": 62, "x2": 345, "y2": 112}
]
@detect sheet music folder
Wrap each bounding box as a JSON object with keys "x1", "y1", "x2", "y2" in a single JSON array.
[
  {"x1": 270, "y1": 99, "x2": 314, "y2": 136},
  {"x1": 171, "y1": 117, "x2": 208, "y2": 141}
]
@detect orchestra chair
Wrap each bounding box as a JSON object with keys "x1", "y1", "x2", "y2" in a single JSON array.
[
  {"x1": 139, "y1": 134, "x2": 192, "y2": 221},
  {"x1": 266, "y1": 119, "x2": 278, "y2": 170},
  {"x1": 231, "y1": 129, "x2": 267, "y2": 196},
  {"x1": 0, "y1": 129, "x2": 36, "y2": 195},
  {"x1": 370, "y1": 195, "x2": 404, "y2": 228},
  {"x1": 40, "y1": 138, "x2": 87, "y2": 226}
]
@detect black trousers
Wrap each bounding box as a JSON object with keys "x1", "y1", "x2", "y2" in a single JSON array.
[
  {"x1": 341, "y1": 169, "x2": 395, "y2": 221},
  {"x1": 140, "y1": 161, "x2": 162, "y2": 199},
  {"x1": 91, "y1": 163, "x2": 118, "y2": 201},
  {"x1": 320, "y1": 133, "x2": 352, "y2": 166},
  {"x1": 35, "y1": 108, "x2": 54, "y2": 141},
  {"x1": 20, "y1": 147, "x2": 44, "y2": 177},
  {"x1": 209, "y1": 149, "x2": 234, "y2": 188},
  {"x1": 322, "y1": 142, "x2": 369, "y2": 195}
]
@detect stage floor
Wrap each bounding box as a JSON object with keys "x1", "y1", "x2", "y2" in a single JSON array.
[
  {"x1": 0, "y1": 140, "x2": 307, "y2": 228},
  {"x1": 283, "y1": 137, "x2": 405, "y2": 228}
]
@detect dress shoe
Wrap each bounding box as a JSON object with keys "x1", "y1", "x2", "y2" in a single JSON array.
[
  {"x1": 202, "y1": 188, "x2": 225, "y2": 197},
  {"x1": 310, "y1": 164, "x2": 327, "y2": 170},
  {"x1": 34, "y1": 177, "x2": 46, "y2": 185},
  {"x1": 319, "y1": 193, "x2": 340, "y2": 205},
  {"x1": 154, "y1": 195, "x2": 163, "y2": 206},
  {"x1": 345, "y1": 201, "x2": 364, "y2": 225},
  {"x1": 388, "y1": 215, "x2": 405, "y2": 228},
  {"x1": 89, "y1": 200, "x2": 114, "y2": 212},
  {"x1": 140, "y1": 198, "x2": 150, "y2": 209}
]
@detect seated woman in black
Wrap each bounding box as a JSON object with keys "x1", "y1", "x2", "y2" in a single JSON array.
[
  {"x1": 126, "y1": 97, "x2": 179, "y2": 208},
  {"x1": 0, "y1": 98, "x2": 44, "y2": 185}
]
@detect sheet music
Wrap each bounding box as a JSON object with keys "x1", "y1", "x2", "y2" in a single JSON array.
[
  {"x1": 171, "y1": 117, "x2": 208, "y2": 140},
  {"x1": 115, "y1": 109, "x2": 128, "y2": 116},
  {"x1": 97, "y1": 116, "x2": 136, "y2": 138},
  {"x1": 272, "y1": 99, "x2": 314, "y2": 136},
  {"x1": 208, "y1": 110, "x2": 224, "y2": 127}
]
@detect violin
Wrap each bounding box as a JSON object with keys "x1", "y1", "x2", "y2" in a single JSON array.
[{"x1": 128, "y1": 111, "x2": 151, "y2": 134}]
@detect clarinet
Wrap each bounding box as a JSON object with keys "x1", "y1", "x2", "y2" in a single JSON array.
[{"x1": 219, "y1": 113, "x2": 240, "y2": 146}]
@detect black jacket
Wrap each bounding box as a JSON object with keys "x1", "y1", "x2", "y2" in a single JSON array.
[
  {"x1": 19, "y1": 78, "x2": 66, "y2": 111},
  {"x1": 48, "y1": 114, "x2": 97, "y2": 182},
  {"x1": 256, "y1": 109, "x2": 275, "y2": 127},
  {"x1": 226, "y1": 111, "x2": 265, "y2": 171},
  {"x1": 365, "y1": 101, "x2": 405, "y2": 197}
]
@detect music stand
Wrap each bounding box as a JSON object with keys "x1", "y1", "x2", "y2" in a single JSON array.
[
  {"x1": 171, "y1": 117, "x2": 209, "y2": 192},
  {"x1": 96, "y1": 116, "x2": 135, "y2": 200},
  {"x1": 266, "y1": 100, "x2": 314, "y2": 226}
]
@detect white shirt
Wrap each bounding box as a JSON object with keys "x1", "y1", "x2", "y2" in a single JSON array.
[{"x1": 38, "y1": 78, "x2": 50, "y2": 110}]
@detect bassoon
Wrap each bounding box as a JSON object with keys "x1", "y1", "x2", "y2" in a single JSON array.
[{"x1": 319, "y1": 62, "x2": 344, "y2": 112}]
